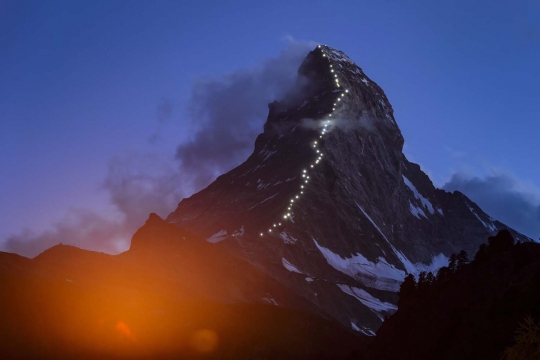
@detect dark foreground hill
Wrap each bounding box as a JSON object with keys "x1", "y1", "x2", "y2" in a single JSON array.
[
  {"x1": 356, "y1": 230, "x2": 540, "y2": 360},
  {"x1": 0, "y1": 216, "x2": 364, "y2": 359}
]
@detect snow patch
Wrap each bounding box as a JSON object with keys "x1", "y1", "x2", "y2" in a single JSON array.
[
  {"x1": 207, "y1": 230, "x2": 227, "y2": 244},
  {"x1": 467, "y1": 203, "x2": 497, "y2": 232},
  {"x1": 247, "y1": 193, "x2": 278, "y2": 210},
  {"x1": 279, "y1": 232, "x2": 298, "y2": 244},
  {"x1": 305, "y1": 277, "x2": 314, "y2": 283},
  {"x1": 356, "y1": 203, "x2": 417, "y2": 274},
  {"x1": 414, "y1": 253, "x2": 448, "y2": 274},
  {"x1": 313, "y1": 238, "x2": 405, "y2": 292},
  {"x1": 262, "y1": 296, "x2": 278, "y2": 306},
  {"x1": 409, "y1": 201, "x2": 427, "y2": 219},
  {"x1": 338, "y1": 284, "x2": 397, "y2": 314},
  {"x1": 282, "y1": 257, "x2": 303, "y2": 274},
  {"x1": 437, "y1": 208, "x2": 444, "y2": 216},
  {"x1": 232, "y1": 226, "x2": 244, "y2": 237},
  {"x1": 402, "y1": 175, "x2": 434, "y2": 214}
]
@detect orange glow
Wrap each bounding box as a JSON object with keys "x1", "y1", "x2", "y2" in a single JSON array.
[
  {"x1": 190, "y1": 329, "x2": 218, "y2": 353},
  {"x1": 116, "y1": 321, "x2": 137, "y2": 343}
]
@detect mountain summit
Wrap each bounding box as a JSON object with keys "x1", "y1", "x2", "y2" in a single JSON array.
[{"x1": 165, "y1": 45, "x2": 528, "y2": 333}]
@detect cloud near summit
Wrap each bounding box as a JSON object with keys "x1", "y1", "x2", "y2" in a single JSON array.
[{"x1": 175, "y1": 40, "x2": 313, "y2": 190}]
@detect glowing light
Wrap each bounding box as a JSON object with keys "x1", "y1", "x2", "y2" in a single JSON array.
[
  {"x1": 346, "y1": 89, "x2": 349, "y2": 92},
  {"x1": 284, "y1": 215, "x2": 287, "y2": 219},
  {"x1": 300, "y1": 191, "x2": 303, "y2": 194},
  {"x1": 302, "y1": 174, "x2": 305, "y2": 178},
  {"x1": 273, "y1": 224, "x2": 276, "y2": 227},
  {"x1": 305, "y1": 180, "x2": 308, "y2": 183},
  {"x1": 288, "y1": 207, "x2": 291, "y2": 210},
  {"x1": 278, "y1": 223, "x2": 281, "y2": 226},
  {"x1": 307, "y1": 176, "x2": 310, "y2": 179},
  {"x1": 269, "y1": 229, "x2": 272, "y2": 232},
  {"x1": 303, "y1": 169, "x2": 307, "y2": 173},
  {"x1": 342, "y1": 94, "x2": 345, "y2": 97},
  {"x1": 296, "y1": 195, "x2": 299, "y2": 199},
  {"x1": 311, "y1": 165, "x2": 314, "y2": 168},
  {"x1": 301, "y1": 185, "x2": 304, "y2": 188},
  {"x1": 323, "y1": 54, "x2": 326, "y2": 57},
  {"x1": 330, "y1": 65, "x2": 333, "y2": 67},
  {"x1": 260, "y1": 233, "x2": 263, "y2": 236},
  {"x1": 316, "y1": 150, "x2": 320, "y2": 153},
  {"x1": 338, "y1": 98, "x2": 341, "y2": 101},
  {"x1": 331, "y1": 70, "x2": 334, "y2": 72},
  {"x1": 318, "y1": 45, "x2": 321, "y2": 48},
  {"x1": 287, "y1": 213, "x2": 291, "y2": 216}
]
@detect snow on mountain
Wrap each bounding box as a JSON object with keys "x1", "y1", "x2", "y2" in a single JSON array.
[{"x1": 166, "y1": 45, "x2": 530, "y2": 331}]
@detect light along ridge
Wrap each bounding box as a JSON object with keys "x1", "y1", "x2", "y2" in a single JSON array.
[{"x1": 260, "y1": 45, "x2": 348, "y2": 237}]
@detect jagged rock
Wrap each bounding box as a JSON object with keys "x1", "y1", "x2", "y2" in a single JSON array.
[{"x1": 166, "y1": 45, "x2": 529, "y2": 333}]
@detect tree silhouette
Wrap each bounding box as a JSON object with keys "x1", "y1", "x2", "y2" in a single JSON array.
[
  {"x1": 502, "y1": 315, "x2": 540, "y2": 360},
  {"x1": 456, "y1": 250, "x2": 469, "y2": 270},
  {"x1": 488, "y1": 229, "x2": 515, "y2": 253},
  {"x1": 436, "y1": 266, "x2": 451, "y2": 283},
  {"x1": 398, "y1": 274, "x2": 417, "y2": 306}
]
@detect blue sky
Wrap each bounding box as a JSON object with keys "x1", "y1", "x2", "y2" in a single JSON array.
[{"x1": 1, "y1": 0, "x2": 539, "y2": 256}]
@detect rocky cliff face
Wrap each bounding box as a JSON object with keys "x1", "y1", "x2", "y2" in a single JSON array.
[{"x1": 166, "y1": 45, "x2": 529, "y2": 334}]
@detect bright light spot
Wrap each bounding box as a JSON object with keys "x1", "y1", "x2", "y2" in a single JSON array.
[
  {"x1": 346, "y1": 90, "x2": 349, "y2": 92},
  {"x1": 303, "y1": 169, "x2": 307, "y2": 173},
  {"x1": 269, "y1": 229, "x2": 272, "y2": 232},
  {"x1": 278, "y1": 223, "x2": 281, "y2": 226},
  {"x1": 287, "y1": 213, "x2": 291, "y2": 216},
  {"x1": 323, "y1": 54, "x2": 326, "y2": 57},
  {"x1": 116, "y1": 321, "x2": 136, "y2": 342},
  {"x1": 273, "y1": 224, "x2": 276, "y2": 227},
  {"x1": 295, "y1": 195, "x2": 299, "y2": 199},
  {"x1": 305, "y1": 180, "x2": 308, "y2": 183},
  {"x1": 284, "y1": 215, "x2": 287, "y2": 219},
  {"x1": 311, "y1": 165, "x2": 314, "y2": 168},
  {"x1": 342, "y1": 94, "x2": 344, "y2": 97},
  {"x1": 301, "y1": 185, "x2": 304, "y2": 188},
  {"x1": 300, "y1": 191, "x2": 303, "y2": 194},
  {"x1": 260, "y1": 233, "x2": 263, "y2": 236}
]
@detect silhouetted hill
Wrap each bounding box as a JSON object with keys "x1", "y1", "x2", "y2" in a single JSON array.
[
  {"x1": 357, "y1": 230, "x2": 540, "y2": 360},
  {"x1": 0, "y1": 214, "x2": 364, "y2": 359}
]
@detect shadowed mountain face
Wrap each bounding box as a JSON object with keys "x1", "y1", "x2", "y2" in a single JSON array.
[
  {"x1": 0, "y1": 218, "x2": 364, "y2": 359},
  {"x1": 166, "y1": 45, "x2": 529, "y2": 333}
]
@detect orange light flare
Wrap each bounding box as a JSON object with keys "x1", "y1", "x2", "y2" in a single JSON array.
[{"x1": 116, "y1": 320, "x2": 137, "y2": 343}]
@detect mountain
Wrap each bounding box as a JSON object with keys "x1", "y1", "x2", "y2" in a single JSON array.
[
  {"x1": 0, "y1": 45, "x2": 531, "y2": 358},
  {"x1": 0, "y1": 218, "x2": 364, "y2": 359},
  {"x1": 357, "y1": 230, "x2": 540, "y2": 360},
  {"x1": 166, "y1": 45, "x2": 530, "y2": 334}
]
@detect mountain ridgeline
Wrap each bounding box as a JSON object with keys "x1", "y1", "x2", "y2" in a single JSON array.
[
  {"x1": 0, "y1": 45, "x2": 533, "y2": 359},
  {"x1": 166, "y1": 45, "x2": 529, "y2": 333}
]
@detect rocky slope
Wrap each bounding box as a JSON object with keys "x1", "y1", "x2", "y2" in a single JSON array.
[{"x1": 166, "y1": 45, "x2": 529, "y2": 333}]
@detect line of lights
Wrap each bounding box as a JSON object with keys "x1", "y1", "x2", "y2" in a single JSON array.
[{"x1": 260, "y1": 45, "x2": 348, "y2": 237}]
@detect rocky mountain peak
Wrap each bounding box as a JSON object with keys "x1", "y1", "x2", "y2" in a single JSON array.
[{"x1": 166, "y1": 44, "x2": 528, "y2": 334}]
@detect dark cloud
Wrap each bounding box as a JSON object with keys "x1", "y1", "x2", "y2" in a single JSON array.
[
  {"x1": 176, "y1": 41, "x2": 313, "y2": 189},
  {"x1": 443, "y1": 172, "x2": 540, "y2": 241}
]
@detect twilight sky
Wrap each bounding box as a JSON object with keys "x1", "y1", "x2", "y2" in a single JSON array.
[{"x1": 1, "y1": 0, "x2": 539, "y2": 257}]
